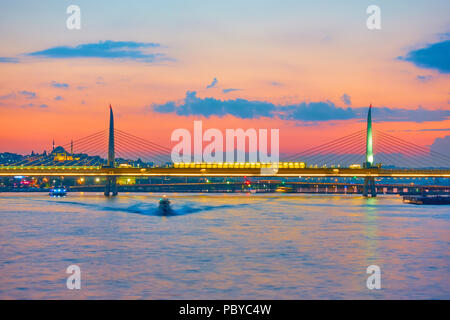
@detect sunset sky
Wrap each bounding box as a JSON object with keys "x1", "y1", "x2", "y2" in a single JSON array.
[{"x1": 0, "y1": 0, "x2": 449, "y2": 157}]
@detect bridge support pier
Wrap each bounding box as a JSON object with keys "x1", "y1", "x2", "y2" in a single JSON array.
[
  {"x1": 104, "y1": 176, "x2": 118, "y2": 196},
  {"x1": 363, "y1": 176, "x2": 376, "y2": 197}
]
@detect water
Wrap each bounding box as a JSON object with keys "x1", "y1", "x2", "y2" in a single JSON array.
[{"x1": 0, "y1": 192, "x2": 448, "y2": 299}]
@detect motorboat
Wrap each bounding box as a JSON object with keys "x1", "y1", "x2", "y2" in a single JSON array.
[{"x1": 158, "y1": 195, "x2": 172, "y2": 214}]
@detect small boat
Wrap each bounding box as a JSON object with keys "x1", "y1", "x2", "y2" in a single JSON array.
[
  {"x1": 403, "y1": 195, "x2": 450, "y2": 205},
  {"x1": 158, "y1": 195, "x2": 172, "y2": 214},
  {"x1": 49, "y1": 187, "x2": 67, "y2": 197}
]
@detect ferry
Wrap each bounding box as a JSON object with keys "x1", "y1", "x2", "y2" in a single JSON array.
[
  {"x1": 49, "y1": 187, "x2": 67, "y2": 197},
  {"x1": 403, "y1": 195, "x2": 450, "y2": 205},
  {"x1": 158, "y1": 195, "x2": 172, "y2": 214}
]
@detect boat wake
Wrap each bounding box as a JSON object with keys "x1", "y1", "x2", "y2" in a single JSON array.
[{"x1": 38, "y1": 198, "x2": 244, "y2": 217}]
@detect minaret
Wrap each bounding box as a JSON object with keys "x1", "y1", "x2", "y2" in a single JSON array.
[
  {"x1": 365, "y1": 104, "x2": 374, "y2": 167},
  {"x1": 52, "y1": 139, "x2": 55, "y2": 152}
]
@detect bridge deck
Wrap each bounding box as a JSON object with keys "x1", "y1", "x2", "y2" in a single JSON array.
[{"x1": 0, "y1": 167, "x2": 449, "y2": 177}]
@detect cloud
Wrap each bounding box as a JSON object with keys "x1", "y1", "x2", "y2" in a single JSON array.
[
  {"x1": 0, "y1": 92, "x2": 16, "y2": 100},
  {"x1": 153, "y1": 91, "x2": 274, "y2": 119},
  {"x1": 152, "y1": 91, "x2": 450, "y2": 123},
  {"x1": 370, "y1": 106, "x2": 450, "y2": 123},
  {"x1": 20, "y1": 103, "x2": 34, "y2": 108},
  {"x1": 206, "y1": 78, "x2": 218, "y2": 89},
  {"x1": 222, "y1": 88, "x2": 240, "y2": 94},
  {"x1": 27, "y1": 40, "x2": 165, "y2": 63},
  {"x1": 0, "y1": 57, "x2": 19, "y2": 63},
  {"x1": 54, "y1": 96, "x2": 64, "y2": 101},
  {"x1": 417, "y1": 75, "x2": 433, "y2": 82},
  {"x1": 398, "y1": 39, "x2": 450, "y2": 73},
  {"x1": 270, "y1": 81, "x2": 283, "y2": 86},
  {"x1": 51, "y1": 81, "x2": 69, "y2": 88},
  {"x1": 17, "y1": 103, "x2": 47, "y2": 108},
  {"x1": 18, "y1": 91, "x2": 37, "y2": 99},
  {"x1": 282, "y1": 101, "x2": 356, "y2": 121},
  {"x1": 418, "y1": 128, "x2": 450, "y2": 132},
  {"x1": 340, "y1": 93, "x2": 351, "y2": 106},
  {"x1": 430, "y1": 135, "x2": 450, "y2": 156},
  {"x1": 0, "y1": 90, "x2": 37, "y2": 101}
]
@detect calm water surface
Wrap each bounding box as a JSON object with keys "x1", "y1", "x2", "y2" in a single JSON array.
[{"x1": 0, "y1": 192, "x2": 448, "y2": 299}]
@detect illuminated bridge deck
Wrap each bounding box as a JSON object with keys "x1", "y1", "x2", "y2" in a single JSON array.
[{"x1": 0, "y1": 166, "x2": 449, "y2": 177}]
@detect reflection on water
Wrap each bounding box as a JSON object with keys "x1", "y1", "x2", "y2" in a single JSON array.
[{"x1": 0, "y1": 192, "x2": 448, "y2": 299}]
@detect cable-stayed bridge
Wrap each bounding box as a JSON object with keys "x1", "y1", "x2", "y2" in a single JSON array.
[{"x1": 1, "y1": 105, "x2": 449, "y2": 197}]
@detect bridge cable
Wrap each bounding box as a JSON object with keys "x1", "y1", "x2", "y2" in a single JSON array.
[{"x1": 285, "y1": 129, "x2": 365, "y2": 161}]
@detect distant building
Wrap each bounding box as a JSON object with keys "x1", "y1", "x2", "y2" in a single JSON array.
[
  {"x1": 0, "y1": 152, "x2": 24, "y2": 165},
  {"x1": 51, "y1": 146, "x2": 74, "y2": 162}
]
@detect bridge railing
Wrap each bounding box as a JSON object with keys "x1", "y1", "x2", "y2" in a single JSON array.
[{"x1": 380, "y1": 168, "x2": 450, "y2": 174}]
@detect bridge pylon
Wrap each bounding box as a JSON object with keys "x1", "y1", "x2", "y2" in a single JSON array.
[
  {"x1": 104, "y1": 105, "x2": 118, "y2": 196},
  {"x1": 363, "y1": 104, "x2": 376, "y2": 197}
]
